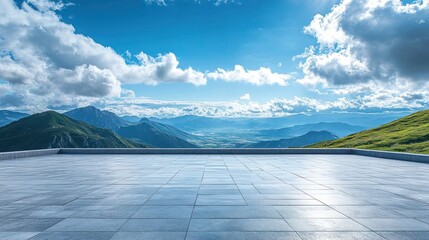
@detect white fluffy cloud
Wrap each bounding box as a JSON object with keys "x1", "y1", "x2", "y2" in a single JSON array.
[
  {"x1": 132, "y1": 52, "x2": 206, "y2": 86},
  {"x1": 100, "y1": 91, "x2": 429, "y2": 118},
  {"x1": 298, "y1": 0, "x2": 429, "y2": 87},
  {"x1": 240, "y1": 93, "x2": 251, "y2": 100},
  {"x1": 57, "y1": 65, "x2": 121, "y2": 97},
  {"x1": 207, "y1": 65, "x2": 291, "y2": 86},
  {"x1": 0, "y1": 0, "x2": 207, "y2": 100},
  {"x1": 98, "y1": 95, "x2": 363, "y2": 118}
]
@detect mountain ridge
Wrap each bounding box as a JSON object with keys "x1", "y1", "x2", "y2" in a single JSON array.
[
  {"x1": 245, "y1": 131, "x2": 338, "y2": 148},
  {"x1": 117, "y1": 119, "x2": 198, "y2": 148},
  {"x1": 0, "y1": 110, "x2": 29, "y2": 127},
  {"x1": 0, "y1": 111, "x2": 147, "y2": 152},
  {"x1": 64, "y1": 106, "x2": 130, "y2": 131},
  {"x1": 258, "y1": 122, "x2": 365, "y2": 138}
]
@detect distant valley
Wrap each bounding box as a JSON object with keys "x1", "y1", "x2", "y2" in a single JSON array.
[
  {"x1": 245, "y1": 131, "x2": 338, "y2": 148},
  {"x1": 0, "y1": 106, "x2": 424, "y2": 153}
]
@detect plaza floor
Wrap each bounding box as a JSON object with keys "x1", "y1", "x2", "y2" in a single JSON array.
[{"x1": 0, "y1": 154, "x2": 429, "y2": 239}]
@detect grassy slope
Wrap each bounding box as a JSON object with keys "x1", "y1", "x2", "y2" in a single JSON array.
[
  {"x1": 310, "y1": 110, "x2": 429, "y2": 154},
  {"x1": 0, "y1": 111, "x2": 147, "y2": 152}
]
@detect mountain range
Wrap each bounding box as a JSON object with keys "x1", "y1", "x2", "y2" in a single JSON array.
[
  {"x1": 65, "y1": 106, "x2": 198, "y2": 148},
  {"x1": 151, "y1": 112, "x2": 410, "y2": 132},
  {"x1": 310, "y1": 109, "x2": 429, "y2": 154},
  {"x1": 117, "y1": 118, "x2": 198, "y2": 148},
  {"x1": 246, "y1": 131, "x2": 338, "y2": 148},
  {"x1": 0, "y1": 106, "x2": 426, "y2": 153},
  {"x1": 0, "y1": 111, "x2": 146, "y2": 152},
  {"x1": 258, "y1": 122, "x2": 365, "y2": 139},
  {"x1": 64, "y1": 106, "x2": 130, "y2": 131},
  {"x1": 0, "y1": 110, "x2": 29, "y2": 127}
]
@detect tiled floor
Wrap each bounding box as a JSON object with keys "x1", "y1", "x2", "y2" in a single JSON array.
[{"x1": 0, "y1": 154, "x2": 429, "y2": 239}]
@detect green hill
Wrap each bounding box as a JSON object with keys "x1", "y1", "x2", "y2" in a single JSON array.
[
  {"x1": 0, "y1": 111, "x2": 147, "y2": 152},
  {"x1": 310, "y1": 110, "x2": 429, "y2": 154}
]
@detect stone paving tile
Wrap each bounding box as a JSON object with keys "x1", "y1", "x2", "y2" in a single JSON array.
[
  {"x1": 29, "y1": 231, "x2": 115, "y2": 240},
  {"x1": 1, "y1": 154, "x2": 429, "y2": 237},
  {"x1": 298, "y1": 231, "x2": 385, "y2": 240},
  {"x1": 132, "y1": 206, "x2": 193, "y2": 219},
  {"x1": 377, "y1": 231, "x2": 429, "y2": 240},
  {"x1": 47, "y1": 218, "x2": 127, "y2": 232},
  {"x1": 195, "y1": 194, "x2": 247, "y2": 206},
  {"x1": 110, "y1": 232, "x2": 186, "y2": 240},
  {"x1": 145, "y1": 194, "x2": 197, "y2": 206},
  {"x1": 188, "y1": 219, "x2": 294, "y2": 232},
  {"x1": 276, "y1": 206, "x2": 347, "y2": 219},
  {"x1": 332, "y1": 205, "x2": 406, "y2": 219},
  {"x1": 286, "y1": 218, "x2": 369, "y2": 231},
  {"x1": 0, "y1": 232, "x2": 39, "y2": 240},
  {"x1": 0, "y1": 219, "x2": 63, "y2": 232},
  {"x1": 185, "y1": 232, "x2": 302, "y2": 240},
  {"x1": 69, "y1": 210, "x2": 137, "y2": 219},
  {"x1": 192, "y1": 206, "x2": 282, "y2": 219},
  {"x1": 246, "y1": 199, "x2": 323, "y2": 206},
  {"x1": 120, "y1": 219, "x2": 190, "y2": 232},
  {"x1": 354, "y1": 218, "x2": 429, "y2": 231}
]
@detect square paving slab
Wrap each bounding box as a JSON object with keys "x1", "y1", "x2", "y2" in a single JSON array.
[{"x1": 0, "y1": 154, "x2": 429, "y2": 239}]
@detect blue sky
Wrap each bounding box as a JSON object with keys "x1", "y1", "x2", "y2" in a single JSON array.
[
  {"x1": 59, "y1": 0, "x2": 338, "y2": 102},
  {"x1": 1, "y1": 0, "x2": 428, "y2": 117}
]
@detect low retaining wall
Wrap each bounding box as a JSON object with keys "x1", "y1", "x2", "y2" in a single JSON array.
[
  {"x1": 0, "y1": 149, "x2": 60, "y2": 161},
  {"x1": 59, "y1": 148, "x2": 353, "y2": 155},
  {"x1": 352, "y1": 149, "x2": 429, "y2": 164},
  {"x1": 1, "y1": 148, "x2": 429, "y2": 164}
]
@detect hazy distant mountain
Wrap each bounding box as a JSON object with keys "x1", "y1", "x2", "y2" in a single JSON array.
[
  {"x1": 151, "y1": 112, "x2": 410, "y2": 132},
  {"x1": 0, "y1": 111, "x2": 147, "y2": 152},
  {"x1": 151, "y1": 115, "x2": 239, "y2": 131},
  {"x1": 258, "y1": 122, "x2": 365, "y2": 138},
  {"x1": 245, "y1": 131, "x2": 338, "y2": 148},
  {"x1": 310, "y1": 109, "x2": 429, "y2": 154},
  {"x1": 0, "y1": 110, "x2": 29, "y2": 127},
  {"x1": 117, "y1": 119, "x2": 198, "y2": 148},
  {"x1": 121, "y1": 115, "x2": 141, "y2": 123},
  {"x1": 65, "y1": 106, "x2": 130, "y2": 131}
]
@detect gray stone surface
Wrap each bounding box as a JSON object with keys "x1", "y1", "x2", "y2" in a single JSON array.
[{"x1": 0, "y1": 154, "x2": 429, "y2": 239}]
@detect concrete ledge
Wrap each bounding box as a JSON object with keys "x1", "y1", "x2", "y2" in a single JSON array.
[
  {"x1": 0, "y1": 149, "x2": 60, "y2": 161},
  {"x1": 59, "y1": 148, "x2": 353, "y2": 155},
  {"x1": 1, "y1": 148, "x2": 429, "y2": 164},
  {"x1": 352, "y1": 149, "x2": 429, "y2": 164}
]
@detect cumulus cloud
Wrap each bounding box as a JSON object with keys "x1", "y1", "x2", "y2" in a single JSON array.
[
  {"x1": 298, "y1": 0, "x2": 429, "y2": 87},
  {"x1": 100, "y1": 91, "x2": 429, "y2": 118},
  {"x1": 120, "y1": 89, "x2": 136, "y2": 98},
  {"x1": 57, "y1": 65, "x2": 121, "y2": 97},
  {"x1": 240, "y1": 93, "x2": 251, "y2": 100},
  {"x1": 207, "y1": 65, "x2": 292, "y2": 86},
  {"x1": 99, "y1": 95, "x2": 364, "y2": 118},
  {"x1": 0, "y1": 0, "x2": 206, "y2": 101},
  {"x1": 133, "y1": 52, "x2": 206, "y2": 86}
]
